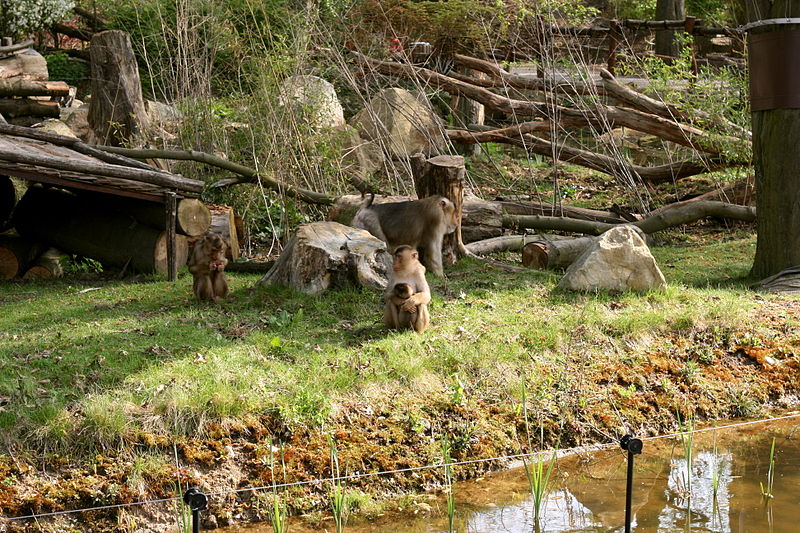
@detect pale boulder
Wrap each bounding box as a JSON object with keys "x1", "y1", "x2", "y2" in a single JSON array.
[
  {"x1": 278, "y1": 75, "x2": 345, "y2": 130},
  {"x1": 350, "y1": 88, "x2": 446, "y2": 159},
  {"x1": 33, "y1": 119, "x2": 78, "y2": 138},
  {"x1": 558, "y1": 225, "x2": 666, "y2": 292},
  {"x1": 0, "y1": 49, "x2": 48, "y2": 80}
]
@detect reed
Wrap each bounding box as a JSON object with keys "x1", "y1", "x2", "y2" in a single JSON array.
[
  {"x1": 710, "y1": 435, "x2": 720, "y2": 501},
  {"x1": 269, "y1": 440, "x2": 288, "y2": 533},
  {"x1": 520, "y1": 382, "x2": 556, "y2": 525},
  {"x1": 327, "y1": 434, "x2": 347, "y2": 532},
  {"x1": 441, "y1": 436, "x2": 456, "y2": 533},
  {"x1": 677, "y1": 412, "x2": 694, "y2": 495},
  {"x1": 760, "y1": 437, "x2": 776, "y2": 500}
]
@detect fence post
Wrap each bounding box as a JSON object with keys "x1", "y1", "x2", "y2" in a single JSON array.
[
  {"x1": 183, "y1": 488, "x2": 208, "y2": 533},
  {"x1": 608, "y1": 20, "x2": 619, "y2": 76},
  {"x1": 620, "y1": 435, "x2": 643, "y2": 533},
  {"x1": 684, "y1": 16, "x2": 699, "y2": 75}
]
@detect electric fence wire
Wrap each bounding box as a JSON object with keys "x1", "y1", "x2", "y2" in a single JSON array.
[{"x1": 1, "y1": 410, "x2": 799, "y2": 524}]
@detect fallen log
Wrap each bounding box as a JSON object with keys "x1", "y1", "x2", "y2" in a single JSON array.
[
  {"x1": 465, "y1": 234, "x2": 560, "y2": 255},
  {"x1": 0, "y1": 99, "x2": 60, "y2": 118},
  {"x1": 0, "y1": 174, "x2": 15, "y2": 230},
  {"x1": 13, "y1": 186, "x2": 188, "y2": 275},
  {"x1": 79, "y1": 193, "x2": 211, "y2": 236},
  {"x1": 0, "y1": 80, "x2": 70, "y2": 98},
  {"x1": 522, "y1": 237, "x2": 597, "y2": 269},
  {"x1": 22, "y1": 248, "x2": 64, "y2": 279},
  {"x1": 505, "y1": 200, "x2": 756, "y2": 235},
  {"x1": 0, "y1": 234, "x2": 43, "y2": 279}
]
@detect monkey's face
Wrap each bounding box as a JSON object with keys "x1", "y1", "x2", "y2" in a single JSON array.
[
  {"x1": 205, "y1": 235, "x2": 226, "y2": 259},
  {"x1": 393, "y1": 248, "x2": 417, "y2": 270}
]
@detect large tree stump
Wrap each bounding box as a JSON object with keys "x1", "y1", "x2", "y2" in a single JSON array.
[
  {"x1": 0, "y1": 235, "x2": 43, "y2": 279},
  {"x1": 87, "y1": 30, "x2": 150, "y2": 146},
  {"x1": 13, "y1": 186, "x2": 188, "y2": 275},
  {"x1": 411, "y1": 154, "x2": 467, "y2": 263},
  {"x1": 258, "y1": 222, "x2": 391, "y2": 295},
  {"x1": 208, "y1": 205, "x2": 240, "y2": 259}
]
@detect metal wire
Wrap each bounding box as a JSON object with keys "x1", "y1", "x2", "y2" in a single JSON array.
[{"x1": 2, "y1": 411, "x2": 798, "y2": 523}]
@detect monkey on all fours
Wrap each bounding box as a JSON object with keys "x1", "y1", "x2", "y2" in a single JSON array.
[
  {"x1": 188, "y1": 232, "x2": 229, "y2": 303},
  {"x1": 351, "y1": 194, "x2": 458, "y2": 277},
  {"x1": 383, "y1": 246, "x2": 430, "y2": 333}
]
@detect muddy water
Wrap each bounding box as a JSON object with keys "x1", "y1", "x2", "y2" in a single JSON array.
[{"x1": 222, "y1": 415, "x2": 800, "y2": 533}]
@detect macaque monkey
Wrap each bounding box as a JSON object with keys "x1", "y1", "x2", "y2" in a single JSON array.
[
  {"x1": 383, "y1": 246, "x2": 431, "y2": 333},
  {"x1": 189, "y1": 232, "x2": 229, "y2": 303},
  {"x1": 352, "y1": 194, "x2": 458, "y2": 276}
]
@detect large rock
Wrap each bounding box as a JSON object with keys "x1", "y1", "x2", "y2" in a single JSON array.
[
  {"x1": 61, "y1": 101, "x2": 90, "y2": 140},
  {"x1": 350, "y1": 88, "x2": 446, "y2": 159},
  {"x1": 258, "y1": 222, "x2": 391, "y2": 295},
  {"x1": 33, "y1": 118, "x2": 78, "y2": 138},
  {"x1": 279, "y1": 75, "x2": 345, "y2": 131},
  {"x1": 0, "y1": 49, "x2": 48, "y2": 81},
  {"x1": 558, "y1": 225, "x2": 666, "y2": 292},
  {"x1": 331, "y1": 124, "x2": 384, "y2": 178}
]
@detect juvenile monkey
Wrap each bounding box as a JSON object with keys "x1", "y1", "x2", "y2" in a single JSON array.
[
  {"x1": 390, "y1": 282, "x2": 418, "y2": 329},
  {"x1": 188, "y1": 232, "x2": 229, "y2": 303},
  {"x1": 352, "y1": 194, "x2": 458, "y2": 276},
  {"x1": 383, "y1": 246, "x2": 430, "y2": 333}
]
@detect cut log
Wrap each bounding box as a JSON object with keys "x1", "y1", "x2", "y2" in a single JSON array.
[
  {"x1": 258, "y1": 221, "x2": 391, "y2": 294},
  {"x1": 13, "y1": 186, "x2": 188, "y2": 274},
  {"x1": 0, "y1": 99, "x2": 60, "y2": 118},
  {"x1": 466, "y1": 234, "x2": 557, "y2": 255},
  {"x1": 0, "y1": 174, "x2": 15, "y2": 230},
  {"x1": 78, "y1": 193, "x2": 211, "y2": 236},
  {"x1": 22, "y1": 248, "x2": 64, "y2": 279},
  {"x1": 522, "y1": 237, "x2": 597, "y2": 269},
  {"x1": 208, "y1": 205, "x2": 240, "y2": 259},
  {"x1": 0, "y1": 80, "x2": 70, "y2": 98},
  {"x1": 0, "y1": 234, "x2": 44, "y2": 279},
  {"x1": 411, "y1": 154, "x2": 467, "y2": 261},
  {"x1": 87, "y1": 30, "x2": 149, "y2": 146}
]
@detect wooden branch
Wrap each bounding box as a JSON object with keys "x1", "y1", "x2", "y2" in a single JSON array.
[
  {"x1": 505, "y1": 200, "x2": 756, "y2": 235},
  {"x1": 0, "y1": 146, "x2": 204, "y2": 193},
  {"x1": 0, "y1": 40, "x2": 34, "y2": 55},
  {"x1": 94, "y1": 146, "x2": 336, "y2": 206},
  {"x1": 51, "y1": 22, "x2": 94, "y2": 42},
  {"x1": 0, "y1": 99, "x2": 59, "y2": 118},
  {"x1": 448, "y1": 127, "x2": 745, "y2": 183},
  {"x1": 0, "y1": 79, "x2": 70, "y2": 97},
  {"x1": 465, "y1": 234, "x2": 558, "y2": 254},
  {"x1": 353, "y1": 52, "x2": 738, "y2": 155}
]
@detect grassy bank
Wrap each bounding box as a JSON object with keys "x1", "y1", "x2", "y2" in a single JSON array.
[{"x1": 1, "y1": 231, "x2": 799, "y2": 531}]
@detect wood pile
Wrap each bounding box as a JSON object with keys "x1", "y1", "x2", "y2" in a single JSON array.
[{"x1": 0, "y1": 39, "x2": 70, "y2": 122}]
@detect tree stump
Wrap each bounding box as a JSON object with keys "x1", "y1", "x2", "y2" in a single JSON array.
[
  {"x1": 258, "y1": 222, "x2": 391, "y2": 295},
  {"x1": 208, "y1": 205, "x2": 240, "y2": 259},
  {"x1": 411, "y1": 154, "x2": 467, "y2": 264},
  {"x1": 87, "y1": 30, "x2": 150, "y2": 146},
  {"x1": 0, "y1": 235, "x2": 43, "y2": 279}
]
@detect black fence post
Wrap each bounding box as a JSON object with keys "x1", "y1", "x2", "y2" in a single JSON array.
[
  {"x1": 183, "y1": 488, "x2": 208, "y2": 533},
  {"x1": 620, "y1": 434, "x2": 643, "y2": 533}
]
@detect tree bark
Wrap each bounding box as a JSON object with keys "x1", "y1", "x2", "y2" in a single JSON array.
[
  {"x1": 745, "y1": 1, "x2": 800, "y2": 278},
  {"x1": 13, "y1": 186, "x2": 188, "y2": 275},
  {"x1": 655, "y1": 0, "x2": 686, "y2": 58},
  {"x1": 208, "y1": 205, "x2": 240, "y2": 260},
  {"x1": 411, "y1": 154, "x2": 468, "y2": 261},
  {"x1": 87, "y1": 30, "x2": 149, "y2": 147},
  {"x1": 0, "y1": 99, "x2": 60, "y2": 118}
]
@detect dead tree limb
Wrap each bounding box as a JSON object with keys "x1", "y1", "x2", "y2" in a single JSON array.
[
  {"x1": 94, "y1": 145, "x2": 336, "y2": 205},
  {"x1": 505, "y1": 200, "x2": 756, "y2": 235},
  {"x1": 353, "y1": 52, "x2": 744, "y2": 155}
]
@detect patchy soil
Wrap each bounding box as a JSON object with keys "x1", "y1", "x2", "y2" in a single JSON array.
[{"x1": 2, "y1": 298, "x2": 799, "y2": 532}]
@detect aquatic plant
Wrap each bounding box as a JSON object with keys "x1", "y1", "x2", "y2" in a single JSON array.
[
  {"x1": 269, "y1": 440, "x2": 288, "y2": 533},
  {"x1": 520, "y1": 382, "x2": 556, "y2": 525},
  {"x1": 710, "y1": 435, "x2": 720, "y2": 501},
  {"x1": 328, "y1": 434, "x2": 347, "y2": 532},
  {"x1": 441, "y1": 436, "x2": 456, "y2": 533},
  {"x1": 760, "y1": 437, "x2": 776, "y2": 500},
  {"x1": 676, "y1": 412, "x2": 694, "y2": 495}
]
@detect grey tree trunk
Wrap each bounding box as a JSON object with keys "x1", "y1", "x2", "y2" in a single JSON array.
[
  {"x1": 655, "y1": 0, "x2": 686, "y2": 58},
  {"x1": 746, "y1": 1, "x2": 800, "y2": 278}
]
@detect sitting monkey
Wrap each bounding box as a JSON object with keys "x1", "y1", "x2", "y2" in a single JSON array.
[
  {"x1": 188, "y1": 232, "x2": 229, "y2": 303},
  {"x1": 383, "y1": 246, "x2": 430, "y2": 333}
]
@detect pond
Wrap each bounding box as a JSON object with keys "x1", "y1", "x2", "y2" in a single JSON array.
[{"x1": 220, "y1": 414, "x2": 800, "y2": 533}]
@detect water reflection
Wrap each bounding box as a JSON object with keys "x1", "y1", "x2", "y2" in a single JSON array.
[{"x1": 219, "y1": 416, "x2": 800, "y2": 533}]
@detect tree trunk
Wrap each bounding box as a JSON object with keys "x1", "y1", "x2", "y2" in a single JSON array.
[
  {"x1": 522, "y1": 237, "x2": 597, "y2": 269},
  {"x1": 655, "y1": 0, "x2": 686, "y2": 58},
  {"x1": 87, "y1": 30, "x2": 149, "y2": 147},
  {"x1": 0, "y1": 80, "x2": 70, "y2": 97},
  {"x1": 411, "y1": 154, "x2": 468, "y2": 261},
  {"x1": 208, "y1": 205, "x2": 240, "y2": 260},
  {"x1": 13, "y1": 186, "x2": 188, "y2": 274},
  {"x1": 466, "y1": 234, "x2": 556, "y2": 255},
  {"x1": 746, "y1": 1, "x2": 800, "y2": 278},
  {"x1": 0, "y1": 235, "x2": 43, "y2": 279},
  {"x1": 22, "y1": 248, "x2": 64, "y2": 279}
]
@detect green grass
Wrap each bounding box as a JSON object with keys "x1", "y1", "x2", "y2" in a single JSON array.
[{"x1": 0, "y1": 232, "x2": 795, "y2": 454}]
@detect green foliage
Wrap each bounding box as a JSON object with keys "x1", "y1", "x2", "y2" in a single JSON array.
[
  {"x1": 44, "y1": 53, "x2": 87, "y2": 85},
  {"x1": 62, "y1": 254, "x2": 104, "y2": 275}
]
